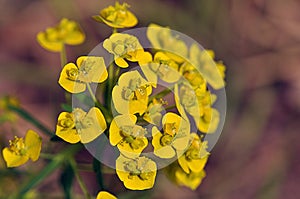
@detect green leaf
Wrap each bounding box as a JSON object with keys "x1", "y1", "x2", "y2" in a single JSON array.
[
  {"x1": 93, "y1": 158, "x2": 105, "y2": 190},
  {"x1": 60, "y1": 163, "x2": 75, "y2": 199}
]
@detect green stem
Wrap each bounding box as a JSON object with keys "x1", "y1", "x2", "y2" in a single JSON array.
[
  {"x1": 70, "y1": 158, "x2": 92, "y2": 199},
  {"x1": 165, "y1": 104, "x2": 176, "y2": 110},
  {"x1": 86, "y1": 83, "x2": 97, "y2": 103},
  {"x1": 13, "y1": 144, "x2": 82, "y2": 199},
  {"x1": 7, "y1": 104, "x2": 53, "y2": 137},
  {"x1": 106, "y1": 61, "x2": 115, "y2": 113},
  {"x1": 60, "y1": 44, "x2": 67, "y2": 68}
]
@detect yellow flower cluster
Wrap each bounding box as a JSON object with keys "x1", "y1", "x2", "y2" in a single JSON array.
[{"x1": 0, "y1": 1, "x2": 227, "y2": 196}]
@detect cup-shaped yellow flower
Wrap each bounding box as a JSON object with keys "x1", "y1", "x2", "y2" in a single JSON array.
[
  {"x1": 152, "y1": 113, "x2": 190, "y2": 159},
  {"x1": 174, "y1": 84, "x2": 219, "y2": 133},
  {"x1": 109, "y1": 114, "x2": 148, "y2": 157},
  {"x1": 37, "y1": 18, "x2": 85, "y2": 52},
  {"x1": 175, "y1": 166, "x2": 206, "y2": 190},
  {"x1": 147, "y1": 24, "x2": 188, "y2": 60},
  {"x1": 112, "y1": 71, "x2": 152, "y2": 115},
  {"x1": 189, "y1": 44, "x2": 226, "y2": 90},
  {"x1": 56, "y1": 107, "x2": 107, "y2": 144},
  {"x1": 116, "y1": 155, "x2": 157, "y2": 190},
  {"x1": 93, "y1": 2, "x2": 138, "y2": 29},
  {"x1": 96, "y1": 191, "x2": 117, "y2": 199},
  {"x1": 140, "y1": 52, "x2": 182, "y2": 85},
  {"x1": 58, "y1": 56, "x2": 108, "y2": 93},
  {"x1": 2, "y1": 130, "x2": 42, "y2": 168},
  {"x1": 103, "y1": 33, "x2": 152, "y2": 68},
  {"x1": 178, "y1": 133, "x2": 209, "y2": 174}
]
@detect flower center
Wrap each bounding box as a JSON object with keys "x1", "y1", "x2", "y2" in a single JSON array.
[
  {"x1": 67, "y1": 68, "x2": 79, "y2": 81},
  {"x1": 163, "y1": 122, "x2": 177, "y2": 136},
  {"x1": 120, "y1": 125, "x2": 147, "y2": 149},
  {"x1": 160, "y1": 134, "x2": 173, "y2": 146},
  {"x1": 180, "y1": 85, "x2": 196, "y2": 107},
  {"x1": 124, "y1": 157, "x2": 154, "y2": 181},
  {"x1": 59, "y1": 113, "x2": 74, "y2": 129},
  {"x1": 9, "y1": 136, "x2": 26, "y2": 156},
  {"x1": 122, "y1": 78, "x2": 149, "y2": 101}
]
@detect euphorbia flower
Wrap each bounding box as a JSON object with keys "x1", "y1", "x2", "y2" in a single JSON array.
[
  {"x1": 37, "y1": 18, "x2": 85, "y2": 52},
  {"x1": 96, "y1": 191, "x2": 117, "y2": 199},
  {"x1": 116, "y1": 155, "x2": 157, "y2": 190},
  {"x1": 140, "y1": 51, "x2": 182, "y2": 85},
  {"x1": 109, "y1": 114, "x2": 148, "y2": 157},
  {"x1": 103, "y1": 33, "x2": 151, "y2": 68},
  {"x1": 178, "y1": 133, "x2": 209, "y2": 174},
  {"x1": 189, "y1": 44, "x2": 226, "y2": 89},
  {"x1": 93, "y1": 2, "x2": 138, "y2": 29},
  {"x1": 2, "y1": 130, "x2": 42, "y2": 168},
  {"x1": 58, "y1": 56, "x2": 108, "y2": 93},
  {"x1": 112, "y1": 71, "x2": 153, "y2": 115},
  {"x1": 152, "y1": 113, "x2": 190, "y2": 159},
  {"x1": 55, "y1": 107, "x2": 107, "y2": 144},
  {"x1": 174, "y1": 84, "x2": 219, "y2": 133},
  {"x1": 147, "y1": 24, "x2": 188, "y2": 60}
]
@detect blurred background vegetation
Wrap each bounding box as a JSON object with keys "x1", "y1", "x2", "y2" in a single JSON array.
[{"x1": 1, "y1": 0, "x2": 300, "y2": 198}]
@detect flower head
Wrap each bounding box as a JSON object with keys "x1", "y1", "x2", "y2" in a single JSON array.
[
  {"x1": 112, "y1": 71, "x2": 153, "y2": 115},
  {"x1": 109, "y1": 114, "x2": 148, "y2": 157},
  {"x1": 2, "y1": 130, "x2": 42, "y2": 168},
  {"x1": 93, "y1": 2, "x2": 137, "y2": 29},
  {"x1": 152, "y1": 113, "x2": 190, "y2": 159},
  {"x1": 178, "y1": 133, "x2": 209, "y2": 174},
  {"x1": 58, "y1": 56, "x2": 108, "y2": 93},
  {"x1": 165, "y1": 161, "x2": 206, "y2": 190},
  {"x1": 37, "y1": 18, "x2": 85, "y2": 52},
  {"x1": 147, "y1": 24, "x2": 188, "y2": 60},
  {"x1": 103, "y1": 33, "x2": 151, "y2": 68},
  {"x1": 96, "y1": 191, "x2": 117, "y2": 199},
  {"x1": 0, "y1": 96, "x2": 19, "y2": 123},
  {"x1": 189, "y1": 44, "x2": 225, "y2": 89},
  {"x1": 140, "y1": 52, "x2": 182, "y2": 85},
  {"x1": 116, "y1": 155, "x2": 157, "y2": 190},
  {"x1": 55, "y1": 107, "x2": 107, "y2": 144}
]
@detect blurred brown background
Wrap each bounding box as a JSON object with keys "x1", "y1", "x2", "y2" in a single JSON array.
[{"x1": 1, "y1": 0, "x2": 300, "y2": 198}]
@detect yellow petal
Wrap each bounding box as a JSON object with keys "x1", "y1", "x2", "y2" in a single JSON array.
[
  {"x1": 117, "y1": 137, "x2": 148, "y2": 158},
  {"x1": 188, "y1": 157, "x2": 208, "y2": 173},
  {"x1": 96, "y1": 191, "x2": 117, "y2": 199},
  {"x1": 24, "y1": 130, "x2": 42, "y2": 161},
  {"x1": 178, "y1": 155, "x2": 190, "y2": 173},
  {"x1": 36, "y1": 32, "x2": 63, "y2": 52},
  {"x1": 79, "y1": 107, "x2": 107, "y2": 144},
  {"x1": 2, "y1": 148, "x2": 29, "y2": 168},
  {"x1": 197, "y1": 108, "x2": 220, "y2": 133},
  {"x1": 115, "y1": 57, "x2": 129, "y2": 68},
  {"x1": 58, "y1": 63, "x2": 86, "y2": 93},
  {"x1": 152, "y1": 127, "x2": 176, "y2": 159}
]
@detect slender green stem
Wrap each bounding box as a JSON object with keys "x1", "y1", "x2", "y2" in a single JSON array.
[
  {"x1": 39, "y1": 153, "x2": 55, "y2": 160},
  {"x1": 165, "y1": 104, "x2": 176, "y2": 110},
  {"x1": 86, "y1": 83, "x2": 97, "y2": 103},
  {"x1": 106, "y1": 61, "x2": 115, "y2": 113},
  {"x1": 7, "y1": 104, "x2": 53, "y2": 137},
  {"x1": 70, "y1": 158, "x2": 92, "y2": 199},
  {"x1": 60, "y1": 44, "x2": 67, "y2": 68}
]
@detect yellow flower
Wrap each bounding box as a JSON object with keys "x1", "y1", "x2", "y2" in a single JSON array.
[
  {"x1": 143, "y1": 98, "x2": 166, "y2": 126},
  {"x1": 178, "y1": 133, "x2": 209, "y2": 174},
  {"x1": 2, "y1": 130, "x2": 42, "y2": 168},
  {"x1": 140, "y1": 52, "x2": 182, "y2": 85},
  {"x1": 174, "y1": 84, "x2": 219, "y2": 133},
  {"x1": 37, "y1": 18, "x2": 85, "y2": 52},
  {"x1": 147, "y1": 24, "x2": 188, "y2": 60},
  {"x1": 55, "y1": 107, "x2": 107, "y2": 144},
  {"x1": 165, "y1": 161, "x2": 206, "y2": 190},
  {"x1": 116, "y1": 155, "x2": 157, "y2": 190},
  {"x1": 93, "y1": 2, "x2": 138, "y2": 29},
  {"x1": 58, "y1": 56, "x2": 108, "y2": 93},
  {"x1": 103, "y1": 33, "x2": 151, "y2": 68},
  {"x1": 112, "y1": 71, "x2": 153, "y2": 115},
  {"x1": 109, "y1": 114, "x2": 148, "y2": 157},
  {"x1": 96, "y1": 191, "x2": 117, "y2": 199},
  {"x1": 189, "y1": 44, "x2": 225, "y2": 89},
  {"x1": 152, "y1": 113, "x2": 190, "y2": 159}
]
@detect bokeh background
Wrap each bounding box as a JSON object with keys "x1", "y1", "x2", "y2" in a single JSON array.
[{"x1": 1, "y1": 0, "x2": 300, "y2": 198}]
